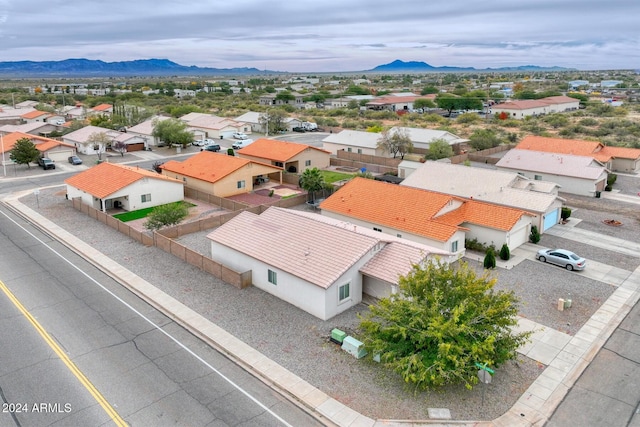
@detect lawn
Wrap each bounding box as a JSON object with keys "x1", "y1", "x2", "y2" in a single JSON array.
[
  {"x1": 319, "y1": 170, "x2": 355, "y2": 184},
  {"x1": 113, "y1": 201, "x2": 195, "y2": 222}
]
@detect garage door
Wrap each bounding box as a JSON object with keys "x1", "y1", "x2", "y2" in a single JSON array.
[
  {"x1": 47, "y1": 150, "x2": 74, "y2": 162},
  {"x1": 127, "y1": 143, "x2": 145, "y2": 152},
  {"x1": 508, "y1": 224, "x2": 528, "y2": 249},
  {"x1": 543, "y1": 209, "x2": 559, "y2": 231}
]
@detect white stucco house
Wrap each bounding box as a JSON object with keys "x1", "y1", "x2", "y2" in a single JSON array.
[
  {"x1": 490, "y1": 96, "x2": 580, "y2": 119},
  {"x1": 126, "y1": 116, "x2": 171, "y2": 148},
  {"x1": 322, "y1": 130, "x2": 385, "y2": 156},
  {"x1": 65, "y1": 162, "x2": 184, "y2": 212},
  {"x1": 62, "y1": 125, "x2": 121, "y2": 155}
]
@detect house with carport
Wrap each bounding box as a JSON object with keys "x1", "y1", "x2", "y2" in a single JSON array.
[
  {"x1": 236, "y1": 138, "x2": 330, "y2": 174},
  {"x1": 496, "y1": 149, "x2": 608, "y2": 197},
  {"x1": 160, "y1": 151, "x2": 282, "y2": 197},
  {"x1": 207, "y1": 206, "x2": 451, "y2": 320},
  {"x1": 320, "y1": 177, "x2": 533, "y2": 254},
  {"x1": 400, "y1": 161, "x2": 564, "y2": 233},
  {"x1": 65, "y1": 162, "x2": 184, "y2": 212},
  {"x1": 516, "y1": 135, "x2": 640, "y2": 173}
]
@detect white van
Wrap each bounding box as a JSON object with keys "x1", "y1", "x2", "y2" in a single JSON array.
[{"x1": 232, "y1": 139, "x2": 254, "y2": 150}]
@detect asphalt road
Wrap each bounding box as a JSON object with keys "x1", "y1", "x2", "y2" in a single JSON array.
[{"x1": 0, "y1": 204, "x2": 322, "y2": 427}]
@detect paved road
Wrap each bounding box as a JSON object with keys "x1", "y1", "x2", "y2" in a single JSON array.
[{"x1": 0, "y1": 204, "x2": 322, "y2": 427}]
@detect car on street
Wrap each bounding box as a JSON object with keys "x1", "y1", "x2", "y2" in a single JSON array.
[
  {"x1": 201, "y1": 144, "x2": 221, "y2": 152},
  {"x1": 37, "y1": 157, "x2": 56, "y2": 170},
  {"x1": 536, "y1": 248, "x2": 586, "y2": 271},
  {"x1": 193, "y1": 138, "x2": 215, "y2": 147},
  {"x1": 292, "y1": 127, "x2": 306, "y2": 132},
  {"x1": 68, "y1": 155, "x2": 83, "y2": 165},
  {"x1": 232, "y1": 132, "x2": 248, "y2": 140}
]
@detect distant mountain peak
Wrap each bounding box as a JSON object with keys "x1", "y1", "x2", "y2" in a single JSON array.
[{"x1": 368, "y1": 59, "x2": 572, "y2": 73}]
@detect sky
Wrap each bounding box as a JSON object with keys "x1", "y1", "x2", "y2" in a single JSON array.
[{"x1": 0, "y1": 0, "x2": 638, "y2": 73}]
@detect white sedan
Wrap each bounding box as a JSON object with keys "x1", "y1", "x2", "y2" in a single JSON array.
[
  {"x1": 232, "y1": 132, "x2": 248, "y2": 140},
  {"x1": 193, "y1": 138, "x2": 216, "y2": 146}
]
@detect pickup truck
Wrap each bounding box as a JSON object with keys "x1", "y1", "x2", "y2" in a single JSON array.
[
  {"x1": 232, "y1": 139, "x2": 254, "y2": 150},
  {"x1": 38, "y1": 157, "x2": 56, "y2": 170}
]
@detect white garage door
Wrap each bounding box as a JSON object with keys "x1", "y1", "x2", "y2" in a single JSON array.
[
  {"x1": 47, "y1": 150, "x2": 74, "y2": 162},
  {"x1": 508, "y1": 224, "x2": 528, "y2": 249}
]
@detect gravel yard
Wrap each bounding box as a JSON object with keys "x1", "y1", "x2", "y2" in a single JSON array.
[{"x1": 14, "y1": 185, "x2": 637, "y2": 421}]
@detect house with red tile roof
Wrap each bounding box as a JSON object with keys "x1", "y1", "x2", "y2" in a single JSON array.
[
  {"x1": 21, "y1": 110, "x2": 50, "y2": 123},
  {"x1": 160, "y1": 151, "x2": 283, "y2": 197},
  {"x1": 236, "y1": 138, "x2": 330, "y2": 173},
  {"x1": 496, "y1": 149, "x2": 609, "y2": 197},
  {"x1": 490, "y1": 96, "x2": 580, "y2": 119},
  {"x1": 207, "y1": 206, "x2": 451, "y2": 319},
  {"x1": 90, "y1": 103, "x2": 113, "y2": 115},
  {"x1": 65, "y1": 162, "x2": 184, "y2": 212},
  {"x1": 0, "y1": 131, "x2": 76, "y2": 164},
  {"x1": 320, "y1": 177, "x2": 533, "y2": 254},
  {"x1": 517, "y1": 135, "x2": 640, "y2": 173}
]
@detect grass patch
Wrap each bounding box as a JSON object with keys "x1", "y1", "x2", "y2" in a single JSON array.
[
  {"x1": 319, "y1": 170, "x2": 354, "y2": 184},
  {"x1": 113, "y1": 201, "x2": 195, "y2": 222}
]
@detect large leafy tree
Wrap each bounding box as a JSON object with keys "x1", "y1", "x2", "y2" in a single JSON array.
[
  {"x1": 144, "y1": 202, "x2": 189, "y2": 231},
  {"x1": 425, "y1": 138, "x2": 454, "y2": 160},
  {"x1": 358, "y1": 260, "x2": 530, "y2": 391},
  {"x1": 10, "y1": 137, "x2": 40, "y2": 168},
  {"x1": 259, "y1": 109, "x2": 288, "y2": 136},
  {"x1": 376, "y1": 128, "x2": 413, "y2": 159},
  {"x1": 469, "y1": 129, "x2": 503, "y2": 151},
  {"x1": 299, "y1": 167, "x2": 325, "y2": 203},
  {"x1": 151, "y1": 118, "x2": 193, "y2": 148}
]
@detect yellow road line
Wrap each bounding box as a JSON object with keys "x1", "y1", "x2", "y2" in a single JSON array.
[{"x1": 0, "y1": 279, "x2": 127, "y2": 427}]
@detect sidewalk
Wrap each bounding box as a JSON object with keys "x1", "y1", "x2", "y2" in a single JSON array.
[{"x1": 3, "y1": 192, "x2": 640, "y2": 427}]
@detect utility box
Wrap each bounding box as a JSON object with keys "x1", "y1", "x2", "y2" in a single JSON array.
[
  {"x1": 341, "y1": 336, "x2": 367, "y2": 359},
  {"x1": 331, "y1": 328, "x2": 347, "y2": 344}
]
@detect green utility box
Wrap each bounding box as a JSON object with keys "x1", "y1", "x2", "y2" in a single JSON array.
[
  {"x1": 341, "y1": 336, "x2": 367, "y2": 359},
  {"x1": 331, "y1": 328, "x2": 347, "y2": 344}
]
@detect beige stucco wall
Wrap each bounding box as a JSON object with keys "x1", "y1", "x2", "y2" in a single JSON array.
[{"x1": 611, "y1": 157, "x2": 640, "y2": 173}]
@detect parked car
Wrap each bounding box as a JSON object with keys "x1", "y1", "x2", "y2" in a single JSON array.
[
  {"x1": 193, "y1": 138, "x2": 215, "y2": 147},
  {"x1": 68, "y1": 155, "x2": 83, "y2": 165},
  {"x1": 292, "y1": 127, "x2": 306, "y2": 133},
  {"x1": 38, "y1": 157, "x2": 55, "y2": 170},
  {"x1": 232, "y1": 139, "x2": 254, "y2": 150},
  {"x1": 536, "y1": 249, "x2": 586, "y2": 271},
  {"x1": 232, "y1": 132, "x2": 248, "y2": 140},
  {"x1": 201, "y1": 144, "x2": 221, "y2": 152}
]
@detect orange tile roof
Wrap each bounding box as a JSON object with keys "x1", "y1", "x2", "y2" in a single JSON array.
[
  {"x1": 92, "y1": 103, "x2": 113, "y2": 112},
  {"x1": 319, "y1": 177, "x2": 462, "y2": 242},
  {"x1": 160, "y1": 151, "x2": 281, "y2": 183},
  {"x1": 0, "y1": 132, "x2": 66, "y2": 153},
  {"x1": 600, "y1": 145, "x2": 640, "y2": 160},
  {"x1": 237, "y1": 138, "x2": 329, "y2": 161},
  {"x1": 517, "y1": 135, "x2": 605, "y2": 158},
  {"x1": 21, "y1": 110, "x2": 49, "y2": 119},
  {"x1": 435, "y1": 200, "x2": 529, "y2": 231},
  {"x1": 65, "y1": 162, "x2": 181, "y2": 198}
]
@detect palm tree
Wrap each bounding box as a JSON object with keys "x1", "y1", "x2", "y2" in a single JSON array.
[{"x1": 299, "y1": 167, "x2": 325, "y2": 203}]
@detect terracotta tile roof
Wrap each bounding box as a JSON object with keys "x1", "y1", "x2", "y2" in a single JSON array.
[
  {"x1": 517, "y1": 135, "x2": 604, "y2": 158},
  {"x1": 92, "y1": 103, "x2": 113, "y2": 112},
  {"x1": 320, "y1": 177, "x2": 463, "y2": 242},
  {"x1": 160, "y1": 151, "x2": 281, "y2": 183},
  {"x1": 65, "y1": 162, "x2": 181, "y2": 199},
  {"x1": 207, "y1": 207, "x2": 379, "y2": 289},
  {"x1": 21, "y1": 110, "x2": 49, "y2": 119},
  {"x1": 0, "y1": 132, "x2": 67, "y2": 153},
  {"x1": 540, "y1": 95, "x2": 580, "y2": 105},
  {"x1": 600, "y1": 145, "x2": 640, "y2": 160},
  {"x1": 237, "y1": 138, "x2": 329, "y2": 161},
  {"x1": 435, "y1": 199, "x2": 530, "y2": 231}
]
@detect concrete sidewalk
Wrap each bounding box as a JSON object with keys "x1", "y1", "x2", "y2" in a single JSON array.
[{"x1": 3, "y1": 191, "x2": 640, "y2": 427}]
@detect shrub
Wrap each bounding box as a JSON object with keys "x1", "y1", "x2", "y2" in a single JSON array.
[
  {"x1": 561, "y1": 207, "x2": 572, "y2": 221},
  {"x1": 529, "y1": 225, "x2": 541, "y2": 244},
  {"x1": 227, "y1": 148, "x2": 234, "y2": 156},
  {"x1": 483, "y1": 247, "x2": 496, "y2": 269},
  {"x1": 499, "y1": 244, "x2": 510, "y2": 261}
]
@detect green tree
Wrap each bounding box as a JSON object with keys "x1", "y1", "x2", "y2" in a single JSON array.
[
  {"x1": 484, "y1": 247, "x2": 497, "y2": 269},
  {"x1": 275, "y1": 91, "x2": 295, "y2": 102},
  {"x1": 376, "y1": 128, "x2": 413, "y2": 159},
  {"x1": 420, "y1": 86, "x2": 439, "y2": 95},
  {"x1": 259, "y1": 109, "x2": 288, "y2": 136},
  {"x1": 413, "y1": 98, "x2": 436, "y2": 110},
  {"x1": 9, "y1": 137, "x2": 40, "y2": 168},
  {"x1": 358, "y1": 260, "x2": 530, "y2": 390},
  {"x1": 425, "y1": 139, "x2": 454, "y2": 160},
  {"x1": 299, "y1": 167, "x2": 325, "y2": 203},
  {"x1": 85, "y1": 131, "x2": 112, "y2": 161},
  {"x1": 499, "y1": 244, "x2": 511, "y2": 261},
  {"x1": 529, "y1": 225, "x2": 541, "y2": 244},
  {"x1": 151, "y1": 118, "x2": 194, "y2": 148},
  {"x1": 469, "y1": 129, "x2": 502, "y2": 151},
  {"x1": 144, "y1": 202, "x2": 189, "y2": 231}
]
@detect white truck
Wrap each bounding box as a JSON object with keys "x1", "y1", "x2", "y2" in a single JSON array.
[
  {"x1": 232, "y1": 139, "x2": 254, "y2": 150},
  {"x1": 302, "y1": 122, "x2": 318, "y2": 131}
]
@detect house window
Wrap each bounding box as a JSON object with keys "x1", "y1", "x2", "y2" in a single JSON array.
[
  {"x1": 275, "y1": 161, "x2": 284, "y2": 167},
  {"x1": 339, "y1": 283, "x2": 350, "y2": 301},
  {"x1": 357, "y1": 149, "x2": 362, "y2": 154},
  {"x1": 347, "y1": 147, "x2": 352, "y2": 152},
  {"x1": 451, "y1": 240, "x2": 458, "y2": 252},
  {"x1": 305, "y1": 160, "x2": 311, "y2": 167},
  {"x1": 141, "y1": 194, "x2": 151, "y2": 203},
  {"x1": 373, "y1": 227, "x2": 382, "y2": 232},
  {"x1": 397, "y1": 233, "x2": 402, "y2": 238},
  {"x1": 237, "y1": 180, "x2": 246, "y2": 189},
  {"x1": 534, "y1": 175, "x2": 542, "y2": 181},
  {"x1": 268, "y1": 269, "x2": 277, "y2": 285}
]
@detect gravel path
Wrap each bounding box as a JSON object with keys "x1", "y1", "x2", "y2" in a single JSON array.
[{"x1": 15, "y1": 185, "x2": 636, "y2": 421}]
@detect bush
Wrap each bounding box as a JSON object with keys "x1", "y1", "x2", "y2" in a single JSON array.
[
  {"x1": 529, "y1": 225, "x2": 541, "y2": 244},
  {"x1": 561, "y1": 207, "x2": 572, "y2": 221},
  {"x1": 483, "y1": 247, "x2": 496, "y2": 269},
  {"x1": 499, "y1": 244, "x2": 510, "y2": 261},
  {"x1": 227, "y1": 148, "x2": 234, "y2": 156}
]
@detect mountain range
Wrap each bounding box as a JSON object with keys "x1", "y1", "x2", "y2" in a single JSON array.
[{"x1": 0, "y1": 58, "x2": 573, "y2": 77}]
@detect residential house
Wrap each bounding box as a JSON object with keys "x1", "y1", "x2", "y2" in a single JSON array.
[
  {"x1": 258, "y1": 93, "x2": 305, "y2": 108},
  {"x1": 62, "y1": 104, "x2": 88, "y2": 120},
  {"x1": 365, "y1": 95, "x2": 435, "y2": 112},
  {"x1": 160, "y1": 151, "x2": 282, "y2": 197},
  {"x1": 0, "y1": 105, "x2": 37, "y2": 125},
  {"x1": 496, "y1": 149, "x2": 608, "y2": 197},
  {"x1": 1, "y1": 122, "x2": 60, "y2": 138},
  {"x1": 320, "y1": 177, "x2": 533, "y2": 254},
  {"x1": 90, "y1": 103, "x2": 113, "y2": 116},
  {"x1": 234, "y1": 112, "x2": 263, "y2": 133},
  {"x1": 112, "y1": 132, "x2": 149, "y2": 152},
  {"x1": 389, "y1": 127, "x2": 468, "y2": 153},
  {"x1": 516, "y1": 135, "x2": 640, "y2": 173},
  {"x1": 490, "y1": 96, "x2": 580, "y2": 119},
  {"x1": 322, "y1": 130, "x2": 383, "y2": 156},
  {"x1": 207, "y1": 206, "x2": 450, "y2": 320},
  {"x1": 63, "y1": 125, "x2": 121, "y2": 155},
  {"x1": 126, "y1": 116, "x2": 171, "y2": 147},
  {"x1": 21, "y1": 110, "x2": 50, "y2": 123},
  {"x1": 65, "y1": 162, "x2": 184, "y2": 212},
  {"x1": 180, "y1": 112, "x2": 251, "y2": 140},
  {"x1": 400, "y1": 161, "x2": 564, "y2": 233},
  {"x1": 1, "y1": 132, "x2": 76, "y2": 163},
  {"x1": 236, "y1": 138, "x2": 330, "y2": 174}
]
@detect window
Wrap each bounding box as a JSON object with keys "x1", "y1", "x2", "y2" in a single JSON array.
[
  {"x1": 373, "y1": 227, "x2": 382, "y2": 232},
  {"x1": 275, "y1": 161, "x2": 283, "y2": 167},
  {"x1": 357, "y1": 149, "x2": 362, "y2": 154},
  {"x1": 268, "y1": 269, "x2": 277, "y2": 285},
  {"x1": 339, "y1": 283, "x2": 350, "y2": 301},
  {"x1": 141, "y1": 194, "x2": 151, "y2": 203},
  {"x1": 397, "y1": 233, "x2": 402, "y2": 238},
  {"x1": 305, "y1": 160, "x2": 311, "y2": 166},
  {"x1": 347, "y1": 147, "x2": 352, "y2": 152},
  {"x1": 534, "y1": 175, "x2": 542, "y2": 181},
  {"x1": 451, "y1": 240, "x2": 458, "y2": 252},
  {"x1": 237, "y1": 180, "x2": 245, "y2": 189}
]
